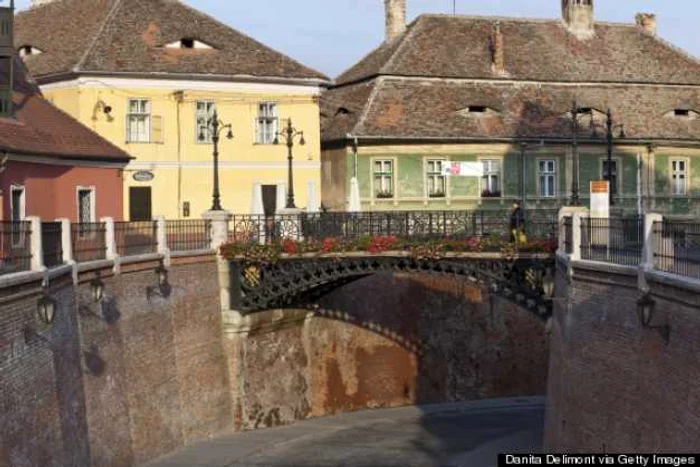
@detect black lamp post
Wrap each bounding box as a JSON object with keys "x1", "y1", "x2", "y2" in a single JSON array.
[
  {"x1": 569, "y1": 100, "x2": 587, "y2": 206},
  {"x1": 274, "y1": 118, "x2": 306, "y2": 209},
  {"x1": 593, "y1": 109, "x2": 626, "y2": 206},
  {"x1": 198, "y1": 110, "x2": 234, "y2": 211}
]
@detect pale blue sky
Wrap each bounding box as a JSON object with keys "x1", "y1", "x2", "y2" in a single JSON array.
[{"x1": 13, "y1": 0, "x2": 700, "y2": 78}]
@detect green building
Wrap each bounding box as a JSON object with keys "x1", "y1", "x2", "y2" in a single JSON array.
[{"x1": 321, "y1": 0, "x2": 700, "y2": 217}]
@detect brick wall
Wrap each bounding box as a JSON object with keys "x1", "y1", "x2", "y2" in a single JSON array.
[
  {"x1": 545, "y1": 259, "x2": 700, "y2": 452},
  {"x1": 0, "y1": 254, "x2": 230, "y2": 467},
  {"x1": 230, "y1": 272, "x2": 549, "y2": 430}
]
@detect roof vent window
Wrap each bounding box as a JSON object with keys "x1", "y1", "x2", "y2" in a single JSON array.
[
  {"x1": 457, "y1": 106, "x2": 500, "y2": 117},
  {"x1": 165, "y1": 38, "x2": 214, "y2": 50},
  {"x1": 468, "y1": 106, "x2": 487, "y2": 113},
  {"x1": 18, "y1": 45, "x2": 44, "y2": 58},
  {"x1": 665, "y1": 109, "x2": 698, "y2": 119},
  {"x1": 675, "y1": 109, "x2": 690, "y2": 117}
]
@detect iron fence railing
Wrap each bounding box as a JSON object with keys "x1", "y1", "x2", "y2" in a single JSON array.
[
  {"x1": 166, "y1": 220, "x2": 212, "y2": 252},
  {"x1": 228, "y1": 210, "x2": 559, "y2": 245},
  {"x1": 580, "y1": 216, "x2": 644, "y2": 266},
  {"x1": 41, "y1": 222, "x2": 63, "y2": 268},
  {"x1": 114, "y1": 221, "x2": 158, "y2": 256},
  {"x1": 653, "y1": 220, "x2": 700, "y2": 279},
  {"x1": 563, "y1": 216, "x2": 573, "y2": 254},
  {"x1": 0, "y1": 221, "x2": 32, "y2": 276},
  {"x1": 72, "y1": 223, "x2": 107, "y2": 262}
]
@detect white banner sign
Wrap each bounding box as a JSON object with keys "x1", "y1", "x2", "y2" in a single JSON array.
[
  {"x1": 590, "y1": 180, "x2": 610, "y2": 218},
  {"x1": 442, "y1": 162, "x2": 484, "y2": 177}
]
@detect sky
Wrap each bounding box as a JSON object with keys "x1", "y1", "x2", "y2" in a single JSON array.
[{"x1": 13, "y1": 0, "x2": 700, "y2": 78}]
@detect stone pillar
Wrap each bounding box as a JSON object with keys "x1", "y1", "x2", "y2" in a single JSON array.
[
  {"x1": 203, "y1": 209, "x2": 233, "y2": 312},
  {"x1": 27, "y1": 216, "x2": 45, "y2": 272},
  {"x1": 558, "y1": 206, "x2": 588, "y2": 257},
  {"x1": 100, "y1": 217, "x2": 116, "y2": 260},
  {"x1": 643, "y1": 213, "x2": 663, "y2": 270},
  {"x1": 571, "y1": 211, "x2": 587, "y2": 261},
  {"x1": 55, "y1": 218, "x2": 73, "y2": 264},
  {"x1": 155, "y1": 216, "x2": 170, "y2": 266}
]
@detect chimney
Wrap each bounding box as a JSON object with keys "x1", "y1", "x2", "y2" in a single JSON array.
[
  {"x1": 31, "y1": 0, "x2": 54, "y2": 7},
  {"x1": 385, "y1": 0, "x2": 406, "y2": 41},
  {"x1": 0, "y1": 0, "x2": 13, "y2": 116},
  {"x1": 636, "y1": 13, "x2": 657, "y2": 35},
  {"x1": 491, "y1": 22, "x2": 505, "y2": 75},
  {"x1": 561, "y1": 0, "x2": 594, "y2": 39}
]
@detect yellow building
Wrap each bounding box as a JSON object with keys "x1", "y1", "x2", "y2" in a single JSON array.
[{"x1": 15, "y1": 0, "x2": 329, "y2": 219}]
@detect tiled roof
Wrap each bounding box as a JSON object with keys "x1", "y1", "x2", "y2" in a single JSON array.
[
  {"x1": 323, "y1": 13, "x2": 700, "y2": 143},
  {"x1": 15, "y1": 0, "x2": 328, "y2": 82},
  {"x1": 0, "y1": 59, "x2": 131, "y2": 161},
  {"x1": 336, "y1": 15, "x2": 700, "y2": 85},
  {"x1": 323, "y1": 77, "x2": 700, "y2": 142}
]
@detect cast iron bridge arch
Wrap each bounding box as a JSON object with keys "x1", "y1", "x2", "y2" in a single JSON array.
[{"x1": 228, "y1": 253, "x2": 555, "y2": 320}]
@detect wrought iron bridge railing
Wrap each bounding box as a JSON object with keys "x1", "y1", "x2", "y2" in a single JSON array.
[
  {"x1": 72, "y1": 222, "x2": 107, "y2": 263},
  {"x1": 0, "y1": 221, "x2": 32, "y2": 276},
  {"x1": 114, "y1": 221, "x2": 158, "y2": 257},
  {"x1": 166, "y1": 220, "x2": 212, "y2": 252},
  {"x1": 580, "y1": 216, "x2": 644, "y2": 266},
  {"x1": 654, "y1": 220, "x2": 700, "y2": 279},
  {"x1": 228, "y1": 210, "x2": 559, "y2": 245}
]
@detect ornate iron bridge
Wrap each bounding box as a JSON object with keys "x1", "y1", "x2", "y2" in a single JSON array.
[{"x1": 225, "y1": 210, "x2": 558, "y2": 320}]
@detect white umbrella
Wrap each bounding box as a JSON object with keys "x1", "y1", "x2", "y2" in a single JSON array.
[
  {"x1": 275, "y1": 183, "x2": 286, "y2": 213},
  {"x1": 251, "y1": 182, "x2": 264, "y2": 215},
  {"x1": 306, "y1": 179, "x2": 319, "y2": 213},
  {"x1": 348, "y1": 177, "x2": 361, "y2": 212}
]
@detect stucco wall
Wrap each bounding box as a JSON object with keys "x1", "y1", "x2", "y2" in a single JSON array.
[
  {"x1": 1, "y1": 161, "x2": 124, "y2": 221},
  {"x1": 545, "y1": 258, "x2": 700, "y2": 452}
]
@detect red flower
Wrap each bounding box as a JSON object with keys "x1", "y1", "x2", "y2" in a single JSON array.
[
  {"x1": 322, "y1": 237, "x2": 337, "y2": 253},
  {"x1": 282, "y1": 239, "x2": 297, "y2": 254},
  {"x1": 367, "y1": 235, "x2": 398, "y2": 253}
]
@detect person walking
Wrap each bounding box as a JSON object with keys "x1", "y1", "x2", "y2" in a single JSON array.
[{"x1": 510, "y1": 202, "x2": 525, "y2": 244}]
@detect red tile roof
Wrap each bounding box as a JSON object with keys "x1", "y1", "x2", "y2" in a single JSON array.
[{"x1": 0, "y1": 59, "x2": 131, "y2": 162}]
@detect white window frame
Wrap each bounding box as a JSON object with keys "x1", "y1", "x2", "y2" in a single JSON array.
[
  {"x1": 600, "y1": 157, "x2": 622, "y2": 197},
  {"x1": 126, "y1": 98, "x2": 151, "y2": 143},
  {"x1": 195, "y1": 101, "x2": 216, "y2": 144},
  {"x1": 537, "y1": 159, "x2": 557, "y2": 198},
  {"x1": 10, "y1": 185, "x2": 25, "y2": 222},
  {"x1": 425, "y1": 158, "x2": 447, "y2": 198},
  {"x1": 371, "y1": 158, "x2": 396, "y2": 199},
  {"x1": 76, "y1": 186, "x2": 97, "y2": 224},
  {"x1": 479, "y1": 158, "x2": 503, "y2": 198},
  {"x1": 255, "y1": 102, "x2": 278, "y2": 145},
  {"x1": 670, "y1": 158, "x2": 690, "y2": 196}
]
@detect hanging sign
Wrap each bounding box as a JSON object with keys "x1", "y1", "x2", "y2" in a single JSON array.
[
  {"x1": 590, "y1": 180, "x2": 610, "y2": 218},
  {"x1": 441, "y1": 162, "x2": 484, "y2": 177},
  {"x1": 133, "y1": 171, "x2": 155, "y2": 182}
]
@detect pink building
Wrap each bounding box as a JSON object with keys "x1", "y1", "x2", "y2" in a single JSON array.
[{"x1": 0, "y1": 59, "x2": 131, "y2": 222}]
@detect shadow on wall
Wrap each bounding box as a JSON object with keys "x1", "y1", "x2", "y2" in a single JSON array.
[{"x1": 234, "y1": 271, "x2": 549, "y2": 444}]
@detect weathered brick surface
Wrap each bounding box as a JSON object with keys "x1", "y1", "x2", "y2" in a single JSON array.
[
  {"x1": 233, "y1": 272, "x2": 549, "y2": 428},
  {"x1": 545, "y1": 264, "x2": 700, "y2": 452},
  {"x1": 0, "y1": 256, "x2": 230, "y2": 467}
]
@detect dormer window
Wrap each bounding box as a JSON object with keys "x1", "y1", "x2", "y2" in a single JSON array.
[
  {"x1": 165, "y1": 38, "x2": 214, "y2": 50},
  {"x1": 457, "y1": 106, "x2": 500, "y2": 117},
  {"x1": 18, "y1": 45, "x2": 44, "y2": 58},
  {"x1": 664, "y1": 109, "x2": 699, "y2": 119}
]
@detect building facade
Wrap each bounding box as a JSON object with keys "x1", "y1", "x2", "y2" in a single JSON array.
[
  {"x1": 0, "y1": 1, "x2": 129, "y2": 223},
  {"x1": 15, "y1": 0, "x2": 330, "y2": 220},
  {"x1": 321, "y1": 0, "x2": 700, "y2": 217}
]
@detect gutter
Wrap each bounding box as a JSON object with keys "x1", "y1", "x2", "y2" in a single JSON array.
[{"x1": 35, "y1": 71, "x2": 333, "y2": 88}]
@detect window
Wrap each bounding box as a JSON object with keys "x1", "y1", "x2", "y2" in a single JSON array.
[
  {"x1": 426, "y1": 160, "x2": 446, "y2": 197},
  {"x1": 256, "y1": 102, "x2": 278, "y2": 144},
  {"x1": 196, "y1": 101, "x2": 216, "y2": 143},
  {"x1": 10, "y1": 186, "x2": 25, "y2": 222},
  {"x1": 538, "y1": 160, "x2": 556, "y2": 198},
  {"x1": 18, "y1": 45, "x2": 44, "y2": 58},
  {"x1": 671, "y1": 159, "x2": 688, "y2": 196},
  {"x1": 127, "y1": 99, "x2": 151, "y2": 143},
  {"x1": 373, "y1": 160, "x2": 394, "y2": 198},
  {"x1": 602, "y1": 160, "x2": 619, "y2": 196},
  {"x1": 481, "y1": 160, "x2": 502, "y2": 197},
  {"x1": 77, "y1": 188, "x2": 95, "y2": 224}
]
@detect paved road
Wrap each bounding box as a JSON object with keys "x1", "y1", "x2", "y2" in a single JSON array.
[{"x1": 146, "y1": 396, "x2": 545, "y2": 467}]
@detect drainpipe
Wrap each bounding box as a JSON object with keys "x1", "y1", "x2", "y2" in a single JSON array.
[
  {"x1": 173, "y1": 91, "x2": 184, "y2": 218},
  {"x1": 347, "y1": 133, "x2": 358, "y2": 179},
  {"x1": 637, "y1": 152, "x2": 642, "y2": 216}
]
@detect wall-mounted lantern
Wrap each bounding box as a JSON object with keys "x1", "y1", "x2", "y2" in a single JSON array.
[
  {"x1": 636, "y1": 293, "x2": 670, "y2": 344},
  {"x1": 542, "y1": 268, "x2": 555, "y2": 299},
  {"x1": 37, "y1": 293, "x2": 57, "y2": 326},
  {"x1": 156, "y1": 263, "x2": 169, "y2": 288},
  {"x1": 90, "y1": 272, "x2": 105, "y2": 303}
]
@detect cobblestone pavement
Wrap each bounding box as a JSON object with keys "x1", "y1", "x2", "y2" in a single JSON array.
[{"x1": 146, "y1": 396, "x2": 544, "y2": 467}]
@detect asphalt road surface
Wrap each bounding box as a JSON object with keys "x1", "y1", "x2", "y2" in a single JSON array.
[{"x1": 146, "y1": 396, "x2": 545, "y2": 467}]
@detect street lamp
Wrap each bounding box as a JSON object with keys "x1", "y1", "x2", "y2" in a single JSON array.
[
  {"x1": 569, "y1": 100, "x2": 588, "y2": 206},
  {"x1": 274, "y1": 118, "x2": 306, "y2": 209},
  {"x1": 198, "y1": 109, "x2": 234, "y2": 211},
  {"x1": 589, "y1": 109, "x2": 626, "y2": 206}
]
